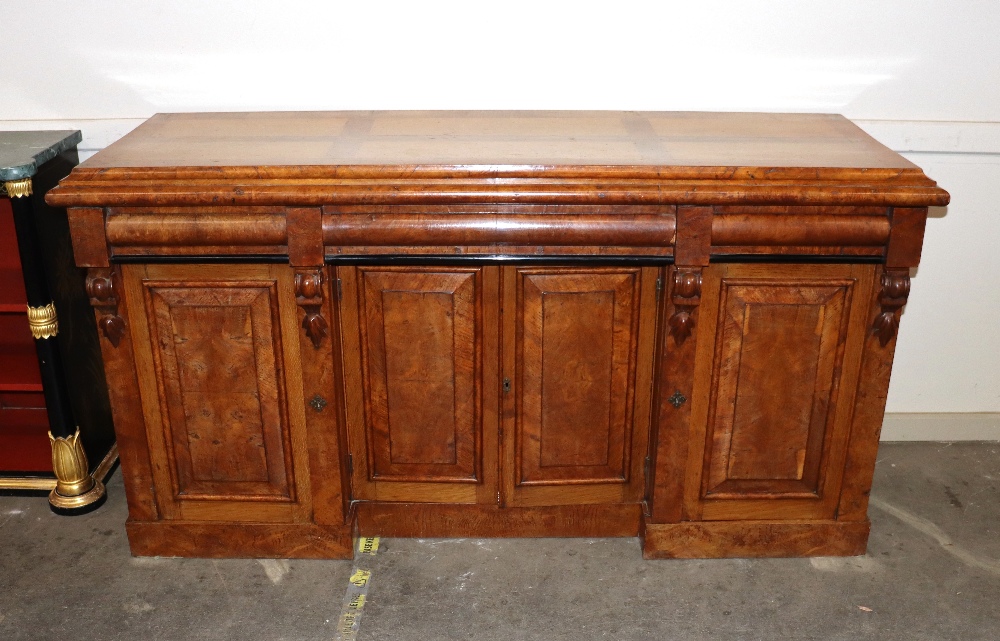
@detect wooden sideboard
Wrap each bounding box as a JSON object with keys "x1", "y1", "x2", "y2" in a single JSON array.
[{"x1": 46, "y1": 111, "x2": 949, "y2": 558}]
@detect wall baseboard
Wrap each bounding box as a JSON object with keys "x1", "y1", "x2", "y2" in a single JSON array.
[{"x1": 881, "y1": 413, "x2": 1000, "y2": 442}]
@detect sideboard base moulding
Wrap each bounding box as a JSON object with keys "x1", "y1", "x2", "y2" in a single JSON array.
[{"x1": 46, "y1": 111, "x2": 949, "y2": 559}]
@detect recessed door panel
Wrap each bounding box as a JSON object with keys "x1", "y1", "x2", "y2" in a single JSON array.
[
  {"x1": 503, "y1": 266, "x2": 657, "y2": 507},
  {"x1": 340, "y1": 266, "x2": 498, "y2": 504},
  {"x1": 124, "y1": 264, "x2": 312, "y2": 524},
  {"x1": 147, "y1": 285, "x2": 290, "y2": 498},
  {"x1": 683, "y1": 263, "x2": 876, "y2": 521}
]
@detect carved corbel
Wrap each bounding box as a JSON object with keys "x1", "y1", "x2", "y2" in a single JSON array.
[
  {"x1": 872, "y1": 269, "x2": 910, "y2": 347},
  {"x1": 86, "y1": 268, "x2": 126, "y2": 347},
  {"x1": 668, "y1": 268, "x2": 703, "y2": 345},
  {"x1": 295, "y1": 269, "x2": 328, "y2": 349}
]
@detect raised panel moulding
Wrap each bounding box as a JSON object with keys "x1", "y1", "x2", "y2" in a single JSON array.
[
  {"x1": 359, "y1": 268, "x2": 480, "y2": 483},
  {"x1": 702, "y1": 271, "x2": 858, "y2": 502},
  {"x1": 145, "y1": 282, "x2": 293, "y2": 501}
]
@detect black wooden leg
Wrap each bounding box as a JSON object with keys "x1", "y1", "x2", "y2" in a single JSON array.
[{"x1": 6, "y1": 177, "x2": 106, "y2": 513}]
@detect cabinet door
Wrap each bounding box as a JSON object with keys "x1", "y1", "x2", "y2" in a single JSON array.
[
  {"x1": 123, "y1": 264, "x2": 313, "y2": 523},
  {"x1": 683, "y1": 263, "x2": 876, "y2": 521},
  {"x1": 339, "y1": 266, "x2": 499, "y2": 504},
  {"x1": 502, "y1": 266, "x2": 658, "y2": 507}
]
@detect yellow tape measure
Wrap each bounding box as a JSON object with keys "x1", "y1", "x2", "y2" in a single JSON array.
[
  {"x1": 358, "y1": 537, "x2": 380, "y2": 556},
  {"x1": 334, "y1": 538, "x2": 380, "y2": 641}
]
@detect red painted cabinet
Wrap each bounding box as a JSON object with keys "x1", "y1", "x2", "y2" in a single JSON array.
[{"x1": 0, "y1": 198, "x2": 50, "y2": 472}]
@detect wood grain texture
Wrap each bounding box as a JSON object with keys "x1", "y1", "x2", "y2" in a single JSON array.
[
  {"x1": 641, "y1": 519, "x2": 870, "y2": 559},
  {"x1": 65, "y1": 207, "x2": 110, "y2": 267},
  {"x1": 323, "y1": 209, "x2": 676, "y2": 249},
  {"x1": 675, "y1": 206, "x2": 713, "y2": 266},
  {"x1": 286, "y1": 207, "x2": 323, "y2": 267},
  {"x1": 105, "y1": 208, "x2": 287, "y2": 250},
  {"x1": 502, "y1": 266, "x2": 656, "y2": 508},
  {"x1": 712, "y1": 214, "x2": 890, "y2": 247},
  {"x1": 47, "y1": 112, "x2": 950, "y2": 209},
  {"x1": 340, "y1": 266, "x2": 494, "y2": 504},
  {"x1": 683, "y1": 264, "x2": 875, "y2": 522},
  {"x1": 518, "y1": 271, "x2": 630, "y2": 479},
  {"x1": 886, "y1": 207, "x2": 929, "y2": 268},
  {"x1": 126, "y1": 520, "x2": 353, "y2": 559},
  {"x1": 709, "y1": 246, "x2": 885, "y2": 258},
  {"x1": 124, "y1": 264, "x2": 312, "y2": 523},
  {"x1": 838, "y1": 265, "x2": 902, "y2": 521},
  {"x1": 90, "y1": 265, "x2": 158, "y2": 521},
  {"x1": 356, "y1": 502, "x2": 641, "y2": 538},
  {"x1": 146, "y1": 282, "x2": 293, "y2": 499},
  {"x1": 648, "y1": 266, "x2": 697, "y2": 523},
  {"x1": 66, "y1": 112, "x2": 920, "y2": 170},
  {"x1": 705, "y1": 281, "x2": 849, "y2": 495},
  {"x1": 49, "y1": 111, "x2": 946, "y2": 558}
]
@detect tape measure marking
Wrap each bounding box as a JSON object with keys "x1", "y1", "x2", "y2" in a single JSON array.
[
  {"x1": 334, "y1": 538, "x2": 380, "y2": 641},
  {"x1": 358, "y1": 536, "x2": 380, "y2": 556}
]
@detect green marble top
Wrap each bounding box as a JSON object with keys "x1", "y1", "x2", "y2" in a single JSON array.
[{"x1": 0, "y1": 130, "x2": 82, "y2": 182}]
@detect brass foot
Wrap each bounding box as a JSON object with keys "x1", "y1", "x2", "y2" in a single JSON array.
[
  {"x1": 47, "y1": 428, "x2": 108, "y2": 513},
  {"x1": 49, "y1": 479, "x2": 107, "y2": 511}
]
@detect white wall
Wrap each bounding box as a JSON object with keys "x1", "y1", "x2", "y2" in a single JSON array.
[{"x1": 3, "y1": 2, "x2": 998, "y2": 431}]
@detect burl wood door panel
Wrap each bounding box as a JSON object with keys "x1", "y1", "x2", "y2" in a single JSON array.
[
  {"x1": 124, "y1": 264, "x2": 313, "y2": 523},
  {"x1": 502, "y1": 267, "x2": 658, "y2": 507},
  {"x1": 684, "y1": 264, "x2": 876, "y2": 521},
  {"x1": 339, "y1": 266, "x2": 498, "y2": 504}
]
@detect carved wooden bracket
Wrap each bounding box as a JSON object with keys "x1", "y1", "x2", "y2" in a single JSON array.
[
  {"x1": 85, "y1": 268, "x2": 126, "y2": 348},
  {"x1": 295, "y1": 269, "x2": 328, "y2": 349},
  {"x1": 668, "y1": 268, "x2": 703, "y2": 345},
  {"x1": 872, "y1": 269, "x2": 910, "y2": 347}
]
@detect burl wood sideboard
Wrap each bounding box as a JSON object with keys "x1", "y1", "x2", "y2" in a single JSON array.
[{"x1": 47, "y1": 112, "x2": 949, "y2": 559}]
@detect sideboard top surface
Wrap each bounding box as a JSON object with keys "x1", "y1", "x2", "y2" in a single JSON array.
[
  {"x1": 47, "y1": 112, "x2": 949, "y2": 209},
  {"x1": 78, "y1": 111, "x2": 913, "y2": 172}
]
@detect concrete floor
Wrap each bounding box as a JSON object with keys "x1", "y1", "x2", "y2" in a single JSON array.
[{"x1": 1, "y1": 442, "x2": 999, "y2": 641}]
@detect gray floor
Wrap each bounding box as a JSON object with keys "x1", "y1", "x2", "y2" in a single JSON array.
[{"x1": 2, "y1": 442, "x2": 999, "y2": 641}]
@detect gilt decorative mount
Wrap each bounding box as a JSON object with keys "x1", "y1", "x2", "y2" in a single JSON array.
[
  {"x1": 27, "y1": 302, "x2": 59, "y2": 340},
  {"x1": 2, "y1": 178, "x2": 32, "y2": 198}
]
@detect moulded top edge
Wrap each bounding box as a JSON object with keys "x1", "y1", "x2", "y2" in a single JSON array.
[{"x1": 60, "y1": 163, "x2": 935, "y2": 184}]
